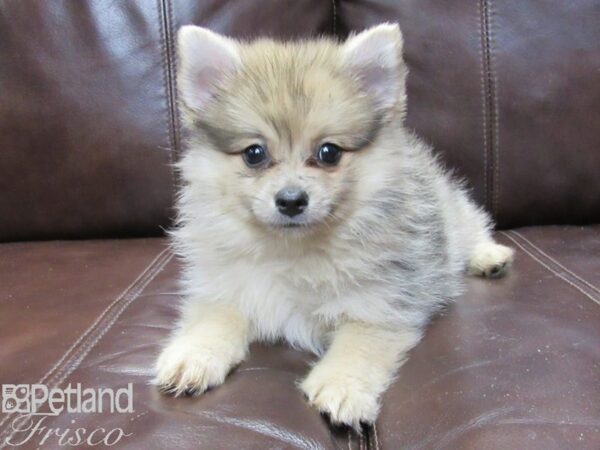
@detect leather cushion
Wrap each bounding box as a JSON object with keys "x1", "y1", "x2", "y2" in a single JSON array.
[{"x1": 1, "y1": 226, "x2": 598, "y2": 448}]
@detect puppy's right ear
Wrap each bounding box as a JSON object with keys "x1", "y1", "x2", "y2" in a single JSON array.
[
  {"x1": 177, "y1": 26, "x2": 240, "y2": 111},
  {"x1": 342, "y1": 23, "x2": 406, "y2": 113}
]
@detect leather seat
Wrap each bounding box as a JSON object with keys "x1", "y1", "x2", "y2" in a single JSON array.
[
  {"x1": 1, "y1": 227, "x2": 597, "y2": 449},
  {"x1": 1, "y1": 1, "x2": 598, "y2": 448}
]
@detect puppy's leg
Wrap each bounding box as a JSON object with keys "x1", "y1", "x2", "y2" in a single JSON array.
[
  {"x1": 448, "y1": 186, "x2": 513, "y2": 278},
  {"x1": 301, "y1": 321, "x2": 420, "y2": 429},
  {"x1": 154, "y1": 302, "x2": 249, "y2": 396},
  {"x1": 468, "y1": 241, "x2": 514, "y2": 278}
]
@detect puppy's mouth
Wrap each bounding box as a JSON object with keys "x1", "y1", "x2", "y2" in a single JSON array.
[
  {"x1": 265, "y1": 207, "x2": 334, "y2": 232},
  {"x1": 275, "y1": 221, "x2": 310, "y2": 230},
  {"x1": 268, "y1": 216, "x2": 319, "y2": 231},
  {"x1": 251, "y1": 204, "x2": 332, "y2": 232}
]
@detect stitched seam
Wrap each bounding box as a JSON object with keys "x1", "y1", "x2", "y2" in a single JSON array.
[
  {"x1": 164, "y1": 0, "x2": 181, "y2": 161},
  {"x1": 507, "y1": 231, "x2": 600, "y2": 299},
  {"x1": 478, "y1": 0, "x2": 489, "y2": 209},
  {"x1": 45, "y1": 248, "x2": 168, "y2": 384},
  {"x1": 489, "y1": 0, "x2": 500, "y2": 218},
  {"x1": 510, "y1": 230, "x2": 600, "y2": 295},
  {"x1": 507, "y1": 230, "x2": 600, "y2": 300},
  {"x1": 45, "y1": 253, "x2": 173, "y2": 388},
  {"x1": 373, "y1": 424, "x2": 380, "y2": 450},
  {"x1": 501, "y1": 232, "x2": 600, "y2": 307},
  {"x1": 0, "y1": 250, "x2": 173, "y2": 444},
  {"x1": 157, "y1": 0, "x2": 177, "y2": 192},
  {"x1": 479, "y1": 0, "x2": 496, "y2": 213},
  {"x1": 0, "y1": 248, "x2": 168, "y2": 435},
  {"x1": 484, "y1": 0, "x2": 497, "y2": 216},
  {"x1": 0, "y1": 251, "x2": 172, "y2": 442},
  {"x1": 365, "y1": 426, "x2": 376, "y2": 450},
  {"x1": 0, "y1": 254, "x2": 173, "y2": 447},
  {"x1": 332, "y1": 0, "x2": 337, "y2": 36}
]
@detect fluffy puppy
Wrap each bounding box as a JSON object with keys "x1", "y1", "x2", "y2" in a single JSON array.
[{"x1": 155, "y1": 23, "x2": 514, "y2": 428}]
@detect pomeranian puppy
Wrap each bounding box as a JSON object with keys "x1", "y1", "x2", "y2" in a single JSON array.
[{"x1": 155, "y1": 23, "x2": 514, "y2": 428}]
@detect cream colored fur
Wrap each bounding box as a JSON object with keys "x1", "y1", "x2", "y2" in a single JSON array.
[
  {"x1": 154, "y1": 23, "x2": 514, "y2": 428},
  {"x1": 300, "y1": 322, "x2": 420, "y2": 429},
  {"x1": 155, "y1": 303, "x2": 249, "y2": 396}
]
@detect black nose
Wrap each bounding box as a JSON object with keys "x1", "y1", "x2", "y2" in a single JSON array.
[{"x1": 275, "y1": 188, "x2": 309, "y2": 217}]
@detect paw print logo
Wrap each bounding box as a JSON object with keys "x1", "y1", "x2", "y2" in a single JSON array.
[{"x1": 2, "y1": 385, "x2": 31, "y2": 413}]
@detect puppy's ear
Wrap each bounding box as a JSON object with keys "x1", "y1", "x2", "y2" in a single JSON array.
[
  {"x1": 342, "y1": 23, "x2": 406, "y2": 112},
  {"x1": 177, "y1": 26, "x2": 240, "y2": 111}
]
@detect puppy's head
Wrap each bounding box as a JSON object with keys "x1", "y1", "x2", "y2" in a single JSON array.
[{"x1": 177, "y1": 24, "x2": 407, "y2": 236}]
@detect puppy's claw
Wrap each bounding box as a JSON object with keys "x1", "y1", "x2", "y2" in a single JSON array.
[
  {"x1": 154, "y1": 337, "x2": 234, "y2": 396},
  {"x1": 468, "y1": 242, "x2": 514, "y2": 278},
  {"x1": 300, "y1": 369, "x2": 379, "y2": 430}
]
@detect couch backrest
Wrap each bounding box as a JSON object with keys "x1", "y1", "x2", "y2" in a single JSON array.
[
  {"x1": 339, "y1": 0, "x2": 600, "y2": 229},
  {"x1": 1, "y1": 0, "x2": 598, "y2": 242}
]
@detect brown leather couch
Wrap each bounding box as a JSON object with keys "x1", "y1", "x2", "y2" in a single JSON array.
[{"x1": 1, "y1": 1, "x2": 599, "y2": 449}]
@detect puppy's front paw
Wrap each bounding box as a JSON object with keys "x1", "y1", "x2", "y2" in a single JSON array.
[
  {"x1": 300, "y1": 365, "x2": 379, "y2": 429},
  {"x1": 468, "y1": 242, "x2": 514, "y2": 278},
  {"x1": 154, "y1": 336, "x2": 242, "y2": 396}
]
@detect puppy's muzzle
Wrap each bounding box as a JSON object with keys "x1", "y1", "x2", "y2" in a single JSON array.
[{"x1": 275, "y1": 188, "x2": 309, "y2": 217}]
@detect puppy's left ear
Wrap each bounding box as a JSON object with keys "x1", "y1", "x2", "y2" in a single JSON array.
[
  {"x1": 177, "y1": 26, "x2": 241, "y2": 111},
  {"x1": 342, "y1": 23, "x2": 407, "y2": 113}
]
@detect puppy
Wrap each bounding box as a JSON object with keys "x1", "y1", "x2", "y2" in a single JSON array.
[{"x1": 155, "y1": 23, "x2": 514, "y2": 429}]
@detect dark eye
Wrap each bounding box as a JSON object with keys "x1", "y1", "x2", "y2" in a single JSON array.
[
  {"x1": 242, "y1": 144, "x2": 268, "y2": 168},
  {"x1": 316, "y1": 143, "x2": 343, "y2": 167}
]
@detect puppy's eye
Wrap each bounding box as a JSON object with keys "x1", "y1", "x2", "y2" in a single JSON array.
[
  {"x1": 242, "y1": 144, "x2": 268, "y2": 168},
  {"x1": 316, "y1": 143, "x2": 343, "y2": 167}
]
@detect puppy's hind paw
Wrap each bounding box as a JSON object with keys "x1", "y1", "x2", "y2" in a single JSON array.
[{"x1": 468, "y1": 242, "x2": 514, "y2": 278}]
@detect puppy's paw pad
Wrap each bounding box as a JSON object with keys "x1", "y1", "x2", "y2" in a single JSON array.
[
  {"x1": 153, "y1": 339, "x2": 231, "y2": 397},
  {"x1": 300, "y1": 370, "x2": 378, "y2": 429},
  {"x1": 469, "y1": 242, "x2": 514, "y2": 278}
]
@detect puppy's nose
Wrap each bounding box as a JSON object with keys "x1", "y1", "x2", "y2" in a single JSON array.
[{"x1": 275, "y1": 188, "x2": 309, "y2": 217}]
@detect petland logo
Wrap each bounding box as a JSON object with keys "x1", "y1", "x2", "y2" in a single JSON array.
[
  {"x1": 2, "y1": 384, "x2": 133, "y2": 415},
  {"x1": 1, "y1": 384, "x2": 134, "y2": 447}
]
